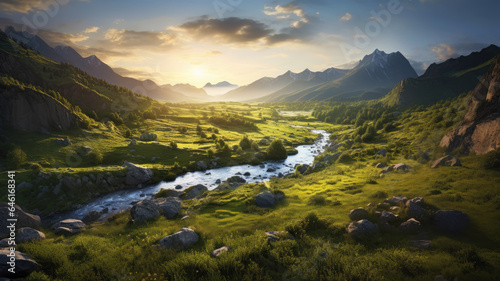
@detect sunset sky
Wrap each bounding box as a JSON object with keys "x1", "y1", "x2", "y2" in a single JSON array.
[{"x1": 1, "y1": 0, "x2": 499, "y2": 88}]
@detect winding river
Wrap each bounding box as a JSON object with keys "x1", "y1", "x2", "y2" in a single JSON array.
[{"x1": 55, "y1": 128, "x2": 331, "y2": 221}]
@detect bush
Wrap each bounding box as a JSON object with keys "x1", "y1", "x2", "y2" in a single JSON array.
[
  {"x1": 30, "y1": 163, "x2": 42, "y2": 172},
  {"x1": 7, "y1": 147, "x2": 27, "y2": 168},
  {"x1": 308, "y1": 194, "x2": 328, "y2": 205},
  {"x1": 266, "y1": 140, "x2": 287, "y2": 160},
  {"x1": 87, "y1": 149, "x2": 103, "y2": 165},
  {"x1": 124, "y1": 129, "x2": 132, "y2": 138},
  {"x1": 483, "y1": 149, "x2": 500, "y2": 169},
  {"x1": 337, "y1": 152, "x2": 354, "y2": 163},
  {"x1": 170, "y1": 141, "x2": 178, "y2": 149},
  {"x1": 239, "y1": 135, "x2": 253, "y2": 150}
]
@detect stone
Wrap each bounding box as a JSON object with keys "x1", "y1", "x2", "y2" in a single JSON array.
[
  {"x1": 376, "y1": 149, "x2": 387, "y2": 156},
  {"x1": 431, "y1": 155, "x2": 462, "y2": 168},
  {"x1": 0, "y1": 238, "x2": 9, "y2": 247},
  {"x1": 51, "y1": 219, "x2": 86, "y2": 231},
  {"x1": 312, "y1": 162, "x2": 324, "y2": 170},
  {"x1": 410, "y1": 240, "x2": 432, "y2": 249},
  {"x1": 54, "y1": 137, "x2": 71, "y2": 146},
  {"x1": 17, "y1": 228, "x2": 45, "y2": 243},
  {"x1": 323, "y1": 152, "x2": 341, "y2": 164},
  {"x1": 274, "y1": 192, "x2": 286, "y2": 202},
  {"x1": 0, "y1": 250, "x2": 40, "y2": 278},
  {"x1": 381, "y1": 165, "x2": 396, "y2": 173},
  {"x1": 375, "y1": 163, "x2": 386, "y2": 168},
  {"x1": 155, "y1": 197, "x2": 181, "y2": 219},
  {"x1": 256, "y1": 192, "x2": 275, "y2": 208},
  {"x1": 394, "y1": 163, "x2": 412, "y2": 171},
  {"x1": 215, "y1": 176, "x2": 246, "y2": 191},
  {"x1": 406, "y1": 201, "x2": 428, "y2": 220},
  {"x1": 410, "y1": 197, "x2": 425, "y2": 206},
  {"x1": 379, "y1": 222, "x2": 397, "y2": 233},
  {"x1": 267, "y1": 167, "x2": 276, "y2": 172},
  {"x1": 254, "y1": 152, "x2": 265, "y2": 159},
  {"x1": 181, "y1": 184, "x2": 208, "y2": 200},
  {"x1": 348, "y1": 208, "x2": 369, "y2": 221},
  {"x1": 433, "y1": 210, "x2": 470, "y2": 234},
  {"x1": 348, "y1": 219, "x2": 379, "y2": 240},
  {"x1": 197, "y1": 161, "x2": 208, "y2": 170},
  {"x1": 140, "y1": 133, "x2": 157, "y2": 141},
  {"x1": 130, "y1": 200, "x2": 160, "y2": 223},
  {"x1": 78, "y1": 146, "x2": 92, "y2": 155},
  {"x1": 175, "y1": 185, "x2": 183, "y2": 190},
  {"x1": 265, "y1": 231, "x2": 293, "y2": 242},
  {"x1": 379, "y1": 211, "x2": 399, "y2": 223},
  {"x1": 244, "y1": 172, "x2": 251, "y2": 176},
  {"x1": 82, "y1": 208, "x2": 108, "y2": 224},
  {"x1": 0, "y1": 203, "x2": 41, "y2": 239},
  {"x1": 16, "y1": 182, "x2": 33, "y2": 190},
  {"x1": 211, "y1": 246, "x2": 230, "y2": 257},
  {"x1": 158, "y1": 228, "x2": 199, "y2": 249},
  {"x1": 128, "y1": 139, "x2": 137, "y2": 146},
  {"x1": 390, "y1": 206, "x2": 400, "y2": 212},
  {"x1": 295, "y1": 164, "x2": 309, "y2": 175},
  {"x1": 385, "y1": 196, "x2": 408, "y2": 206},
  {"x1": 398, "y1": 218, "x2": 422, "y2": 233},
  {"x1": 123, "y1": 161, "x2": 154, "y2": 186},
  {"x1": 54, "y1": 227, "x2": 80, "y2": 235}
]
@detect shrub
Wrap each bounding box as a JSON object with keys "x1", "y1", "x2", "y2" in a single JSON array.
[
  {"x1": 337, "y1": 152, "x2": 354, "y2": 163},
  {"x1": 87, "y1": 149, "x2": 103, "y2": 165},
  {"x1": 170, "y1": 141, "x2": 178, "y2": 149},
  {"x1": 30, "y1": 163, "x2": 42, "y2": 172},
  {"x1": 239, "y1": 135, "x2": 253, "y2": 150},
  {"x1": 266, "y1": 140, "x2": 287, "y2": 160},
  {"x1": 7, "y1": 147, "x2": 27, "y2": 168},
  {"x1": 483, "y1": 149, "x2": 500, "y2": 169},
  {"x1": 124, "y1": 129, "x2": 132, "y2": 138},
  {"x1": 207, "y1": 149, "x2": 215, "y2": 158},
  {"x1": 308, "y1": 194, "x2": 328, "y2": 205},
  {"x1": 370, "y1": 190, "x2": 388, "y2": 198},
  {"x1": 251, "y1": 142, "x2": 260, "y2": 152}
]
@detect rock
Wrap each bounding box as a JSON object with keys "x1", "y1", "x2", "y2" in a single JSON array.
[
  {"x1": 431, "y1": 155, "x2": 462, "y2": 168},
  {"x1": 394, "y1": 163, "x2": 412, "y2": 171},
  {"x1": 128, "y1": 139, "x2": 137, "y2": 146},
  {"x1": 244, "y1": 172, "x2": 251, "y2": 176},
  {"x1": 211, "y1": 246, "x2": 230, "y2": 257},
  {"x1": 376, "y1": 149, "x2": 387, "y2": 156},
  {"x1": 379, "y1": 211, "x2": 399, "y2": 223},
  {"x1": 54, "y1": 137, "x2": 72, "y2": 146},
  {"x1": 216, "y1": 176, "x2": 246, "y2": 191},
  {"x1": 140, "y1": 132, "x2": 157, "y2": 141},
  {"x1": 295, "y1": 164, "x2": 309, "y2": 175},
  {"x1": 254, "y1": 152, "x2": 265, "y2": 159},
  {"x1": 0, "y1": 238, "x2": 9, "y2": 247},
  {"x1": 323, "y1": 153, "x2": 341, "y2": 164},
  {"x1": 17, "y1": 227, "x2": 45, "y2": 243},
  {"x1": 312, "y1": 162, "x2": 324, "y2": 171},
  {"x1": 181, "y1": 184, "x2": 208, "y2": 200},
  {"x1": 381, "y1": 165, "x2": 396, "y2": 173},
  {"x1": 348, "y1": 208, "x2": 369, "y2": 221},
  {"x1": 0, "y1": 203, "x2": 41, "y2": 239},
  {"x1": 274, "y1": 192, "x2": 286, "y2": 202},
  {"x1": 215, "y1": 179, "x2": 221, "y2": 184},
  {"x1": 123, "y1": 161, "x2": 154, "y2": 186},
  {"x1": 158, "y1": 228, "x2": 199, "y2": 249},
  {"x1": 82, "y1": 209, "x2": 108, "y2": 224},
  {"x1": 258, "y1": 139, "x2": 269, "y2": 145},
  {"x1": 16, "y1": 182, "x2": 33, "y2": 190},
  {"x1": 440, "y1": 59, "x2": 500, "y2": 155},
  {"x1": 197, "y1": 161, "x2": 208, "y2": 170},
  {"x1": 348, "y1": 219, "x2": 379, "y2": 240},
  {"x1": 130, "y1": 200, "x2": 160, "y2": 223},
  {"x1": 155, "y1": 197, "x2": 181, "y2": 219},
  {"x1": 379, "y1": 222, "x2": 397, "y2": 233},
  {"x1": 151, "y1": 157, "x2": 158, "y2": 162},
  {"x1": 54, "y1": 227, "x2": 80, "y2": 235},
  {"x1": 398, "y1": 218, "x2": 422, "y2": 233},
  {"x1": 377, "y1": 202, "x2": 391, "y2": 210},
  {"x1": 375, "y1": 163, "x2": 386, "y2": 168},
  {"x1": 51, "y1": 219, "x2": 86, "y2": 231},
  {"x1": 0, "y1": 250, "x2": 40, "y2": 278},
  {"x1": 175, "y1": 185, "x2": 183, "y2": 190},
  {"x1": 266, "y1": 167, "x2": 276, "y2": 172},
  {"x1": 406, "y1": 201, "x2": 428, "y2": 220},
  {"x1": 320, "y1": 251, "x2": 327, "y2": 258},
  {"x1": 410, "y1": 240, "x2": 432, "y2": 249},
  {"x1": 410, "y1": 197, "x2": 425, "y2": 206},
  {"x1": 256, "y1": 192, "x2": 275, "y2": 208},
  {"x1": 78, "y1": 146, "x2": 92, "y2": 155},
  {"x1": 433, "y1": 210, "x2": 470, "y2": 234},
  {"x1": 385, "y1": 196, "x2": 408, "y2": 206},
  {"x1": 265, "y1": 231, "x2": 293, "y2": 242},
  {"x1": 390, "y1": 206, "x2": 400, "y2": 212}
]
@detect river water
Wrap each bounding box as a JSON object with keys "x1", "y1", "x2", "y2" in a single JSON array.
[{"x1": 58, "y1": 129, "x2": 330, "y2": 221}]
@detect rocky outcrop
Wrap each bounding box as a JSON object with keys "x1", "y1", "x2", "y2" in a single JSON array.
[
  {"x1": 440, "y1": 59, "x2": 500, "y2": 155},
  {"x1": 431, "y1": 155, "x2": 462, "y2": 168},
  {"x1": 0, "y1": 88, "x2": 79, "y2": 133},
  {"x1": 256, "y1": 192, "x2": 275, "y2": 208},
  {"x1": 158, "y1": 228, "x2": 199, "y2": 249},
  {"x1": 123, "y1": 161, "x2": 154, "y2": 186},
  {"x1": 0, "y1": 203, "x2": 41, "y2": 239}
]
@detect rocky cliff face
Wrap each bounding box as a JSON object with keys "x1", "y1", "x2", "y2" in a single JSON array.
[
  {"x1": 0, "y1": 88, "x2": 79, "y2": 133},
  {"x1": 440, "y1": 58, "x2": 500, "y2": 155}
]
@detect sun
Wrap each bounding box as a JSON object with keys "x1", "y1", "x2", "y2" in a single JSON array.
[{"x1": 192, "y1": 67, "x2": 205, "y2": 77}]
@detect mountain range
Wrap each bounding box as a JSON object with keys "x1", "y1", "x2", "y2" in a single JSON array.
[{"x1": 203, "y1": 81, "x2": 238, "y2": 96}]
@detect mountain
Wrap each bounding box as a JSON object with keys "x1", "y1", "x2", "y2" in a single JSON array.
[
  {"x1": 275, "y1": 49, "x2": 418, "y2": 102},
  {"x1": 4, "y1": 26, "x2": 191, "y2": 102},
  {"x1": 0, "y1": 30, "x2": 153, "y2": 133},
  {"x1": 382, "y1": 45, "x2": 500, "y2": 107},
  {"x1": 222, "y1": 68, "x2": 349, "y2": 102},
  {"x1": 162, "y1": 83, "x2": 210, "y2": 99},
  {"x1": 440, "y1": 57, "x2": 500, "y2": 155},
  {"x1": 203, "y1": 81, "x2": 238, "y2": 96}
]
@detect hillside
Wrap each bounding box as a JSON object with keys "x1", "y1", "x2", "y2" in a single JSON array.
[{"x1": 382, "y1": 45, "x2": 500, "y2": 107}]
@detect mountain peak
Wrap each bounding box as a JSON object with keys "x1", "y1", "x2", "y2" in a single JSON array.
[{"x1": 203, "y1": 81, "x2": 237, "y2": 88}]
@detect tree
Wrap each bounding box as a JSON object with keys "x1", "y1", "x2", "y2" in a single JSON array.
[
  {"x1": 170, "y1": 141, "x2": 178, "y2": 150},
  {"x1": 239, "y1": 135, "x2": 252, "y2": 150},
  {"x1": 266, "y1": 140, "x2": 287, "y2": 160}
]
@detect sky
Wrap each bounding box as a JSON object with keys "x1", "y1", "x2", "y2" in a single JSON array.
[{"x1": 1, "y1": 0, "x2": 499, "y2": 88}]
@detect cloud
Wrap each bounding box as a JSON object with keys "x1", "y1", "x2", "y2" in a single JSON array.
[
  {"x1": 83, "y1": 26, "x2": 99, "y2": 33},
  {"x1": 431, "y1": 42, "x2": 488, "y2": 61},
  {"x1": 431, "y1": 43, "x2": 456, "y2": 61},
  {"x1": 112, "y1": 67, "x2": 157, "y2": 80},
  {"x1": 205, "y1": 50, "x2": 221, "y2": 56},
  {"x1": 0, "y1": 0, "x2": 82, "y2": 14},
  {"x1": 177, "y1": 17, "x2": 298, "y2": 46},
  {"x1": 103, "y1": 28, "x2": 177, "y2": 49},
  {"x1": 264, "y1": 3, "x2": 309, "y2": 28},
  {"x1": 340, "y1": 13, "x2": 352, "y2": 21}
]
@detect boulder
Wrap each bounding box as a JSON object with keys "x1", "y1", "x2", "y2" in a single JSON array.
[
  {"x1": 181, "y1": 184, "x2": 208, "y2": 200},
  {"x1": 433, "y1": 210, "x2": 469, "y2": 234},
  {"x1": 158, "y1": 228, "x2": 199, "y2": 249},
  {"x1": 175, "y1": 185, "x2": 183, "y2": 190},
  {"x1": 254, "y1": 152, "x2": 265, "y2": 159},
  {"x1": 274, "y1": 192, "x2": 286, "y2": 202},
  {"x1": 348, "y1": 219, "x2": 378, "y2": 240},
  {"x1": 211, "y1": 246, "x2": 230, "y2": 257},
  {"x1": 398, "y1": 218, "x2": 422, "y2": 233},
  {"x1": 16, "y1": 182, "x2": 33, "y2": 190},
  {"x1": 123, "y1": 161, "x2": 154, "y2": 186},
  {"x1": 431, "y1": 155, "x2": 462, "y2": 168},
  {"x1": 130, "y1": 200, "x2": 160, "y2": 223},
  {"x1": 128, "y1": 139, "x2": 137, "y2": 146},
  {"x1": 266, "y1": 167, "x2": 276, "y2": 172},
  {"x1": 78, "y1": 146, "x2": 92, "y2": 155},
  {"x1": 140, "y1": 133, "x2": 157, "y2": 141},
  {"x1": 0, "y1": 238, "x2": 9, "y2": 247},
  {"x1": 379, "y1": 211, "x2": 399, "y2": 223},
  {"x1": 376, "y1": 149, "x2": 387, "y2": 156},
  {"x1": 265, "y1": 231, "x2": 293, "y2": 242},
  {"x1": 324, "y1": 153, "x2": 341, "y2": 164},
  {"x1": 295, "y1": 164, "x2": 309, "y2": 175},
  {"x1": 54, "y1": 137, "x2": 71, "y2": 146},
  {"x1": 348, "y1": 208, "x2": 369, "y2": 221},
  {"x1": 51, "y1": 219, "x2": 86, "y2": 233},
  {"x1": 54, "y1": 227, "x2": 80, "y2": 235},
  {"x1": 215, "y1": 176, "x2": 246, "y2": 191},
  {"x1": 155, "y1": 197, "x2": 181, "y2": 219},
  {"x1": 410, "y1": 197, "x2": 425, "y2": 206},
  {"x1": 81, "y1": 208, "x2": 108, "y2": 224},
  {"x1": 410, "y1": 240, "x2": 432, "y2": 249},
  {"x1": 385, "y1": 196, "x2": 408, "y2": 206},
  {"x1": 312, "y1": 162, "x2": 324, "y2": 170},
  {"x1": 17, "y1": 228, "x2": 45, "y2": 243},
  {"x1": 381, "y1": 165, "x2": 396, "y2": 173},
  {"x1": 375, "y1": 163, "x2": 386, "y2": 168},
  {"x1": 406, "y1": 201, "x2": 428, "y2": 220},
  {"x1": 0, "y1": 250, "x2": 40, "y2": 278},
  {"x1": 0, "y1": 203, "x2": 41, "y2": 239},
  {"x1": 256, "y1": 192, "x2": 275, "y2": 208},
  {"x1": 196, "y1": 161, "x2": 208, "y2": 170},
  {"x1": 394, "y1": 163, "x2": 412, "y2": 171}
]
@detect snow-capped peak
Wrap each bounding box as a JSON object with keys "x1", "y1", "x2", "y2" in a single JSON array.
[{"x1": 86, "y1": 55, "x2": 101, "y2": 66}]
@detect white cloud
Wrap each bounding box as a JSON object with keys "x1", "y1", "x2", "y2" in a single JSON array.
[
  {"x1": 431, "y1": 43, "x2": 456, "y2": 61},
  {"x1": 264, "y1": 3, "x2": 309, "y2": 28},
  {"x1": 340, "y1": 13, "x2": 352, "y2": 21},
  {"x1": 83, "y1": 26, "x2": 99, "y2": 33}
]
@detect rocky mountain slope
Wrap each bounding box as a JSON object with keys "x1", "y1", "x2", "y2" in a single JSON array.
[{"x1": 440, "y1": 57, "x2": 500, "y2": 154}]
